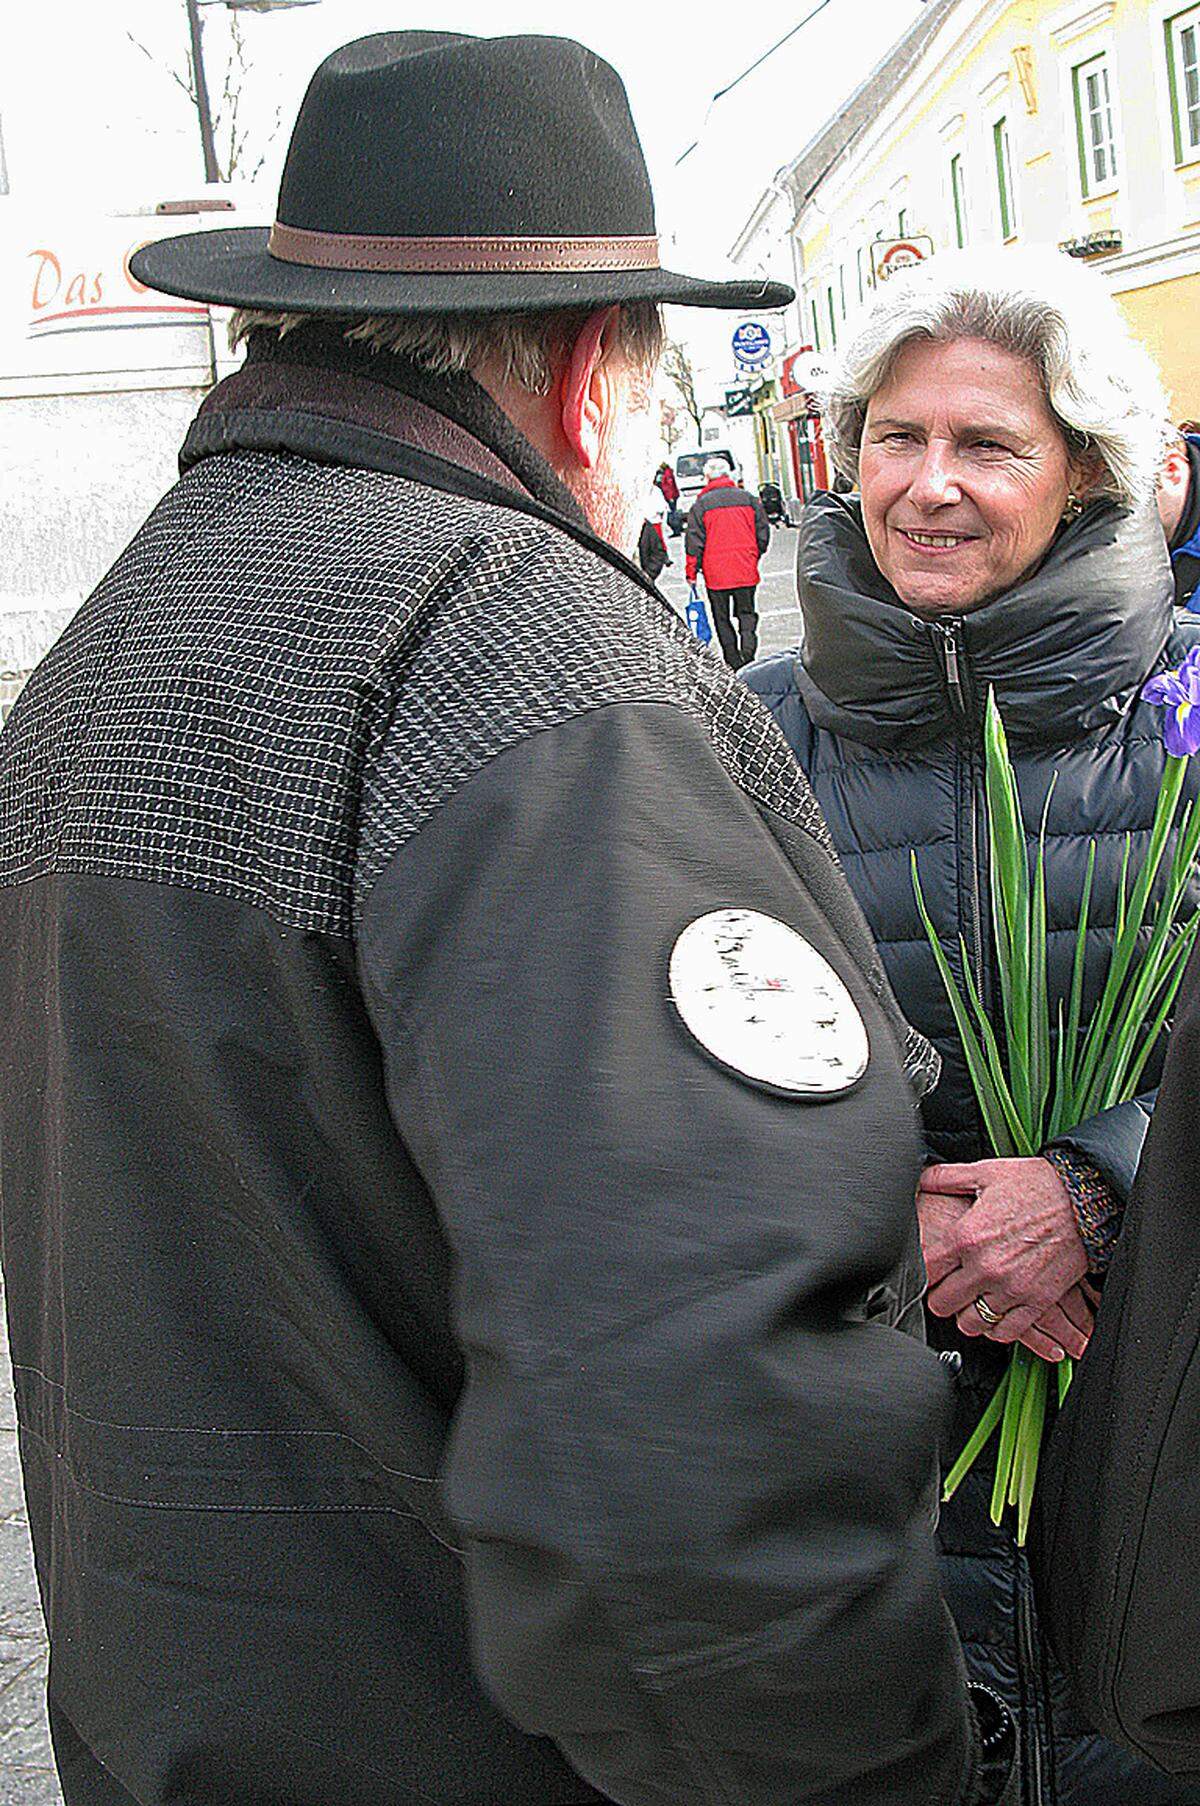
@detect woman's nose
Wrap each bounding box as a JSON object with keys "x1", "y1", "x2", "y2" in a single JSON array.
[{"x1": 907, "y1": 446, "x2": 963, "y2": 510}]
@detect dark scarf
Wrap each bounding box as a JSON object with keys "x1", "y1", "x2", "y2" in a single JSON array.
[{"x1": 794, "y1": 492, "x2": 1176, "y2": 751}]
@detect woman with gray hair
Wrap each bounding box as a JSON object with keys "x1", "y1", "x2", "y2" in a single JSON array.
[{"x1": 746, "y1": 248, "x2": 1200, "y2": 1805}]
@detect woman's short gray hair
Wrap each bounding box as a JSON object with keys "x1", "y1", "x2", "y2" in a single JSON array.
[
  {"x1": 227, "y1": 302, "x2": 664, "y2": 397},
  {"x1": 823, "y1": 248, "x2": 1168, "y2": 505}
]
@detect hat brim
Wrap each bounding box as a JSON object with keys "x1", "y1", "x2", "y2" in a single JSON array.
[{"x1": 130, "y1": 227, "x2": 793, "y2": 316}]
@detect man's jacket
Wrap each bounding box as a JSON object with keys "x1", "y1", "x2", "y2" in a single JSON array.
[
  {"x1": 684, "y1": 475, "x2": 769, "y2": 589},
  {"x1": 0, "y1": 332, "x2": 996, "y2": 1806},
  {"x1": 745, "y1": 491, "x2": 1200, "y2": 1806}
]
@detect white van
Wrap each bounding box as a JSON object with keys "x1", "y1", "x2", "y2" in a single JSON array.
[{"x1": 673, "y1": 447, "x2": 741, "y2": 519}]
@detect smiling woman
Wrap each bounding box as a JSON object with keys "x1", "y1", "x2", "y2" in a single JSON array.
[
  {"x1": 858, "y1": 335, "x2": 1094, "y2": 614},
  {"x1": 744, "y1": 247, "x2": 1200, "y2": 1806}
]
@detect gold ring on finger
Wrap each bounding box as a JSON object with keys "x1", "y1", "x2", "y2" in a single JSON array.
[{"x1": 973, "y1": 1295, "x2": 1004, "y2": 1327}]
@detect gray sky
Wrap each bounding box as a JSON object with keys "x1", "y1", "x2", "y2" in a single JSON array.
[{"x1": 4, "y1": 0, "x2": 925, "y2": 382}]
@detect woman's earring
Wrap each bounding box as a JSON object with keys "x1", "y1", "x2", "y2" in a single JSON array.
[{"x1": 1063, "y1": 492, "x2": 1083, "y2": 522}]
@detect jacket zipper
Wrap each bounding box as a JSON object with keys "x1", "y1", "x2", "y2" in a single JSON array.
[
  {"x1": 1018, "y1": 1579, "x2": 1048, "y2": 1806},
  {"x1": 931, "y1": 622, "x2": 987, "y2": 1002},
  {"x1": 932, "y1": 619, "x2": 1048, "y2": 1806}
]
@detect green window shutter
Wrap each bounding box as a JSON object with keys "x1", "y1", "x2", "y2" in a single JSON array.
[
  {"x1": 994, "y1": 117, "x2": 1014, "y2": 238},
  {"x1": 951, "y1": 154, "x2": 967, "y2": 248}
]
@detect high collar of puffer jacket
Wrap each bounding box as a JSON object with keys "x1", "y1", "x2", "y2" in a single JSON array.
[{"x1": 794, "y1": 491, "x2": 1176, "y2": 750}]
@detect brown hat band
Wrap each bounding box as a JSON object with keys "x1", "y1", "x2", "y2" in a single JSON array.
[{"x1": 268, "y1": 222, "x2": 662, "y2": 274}]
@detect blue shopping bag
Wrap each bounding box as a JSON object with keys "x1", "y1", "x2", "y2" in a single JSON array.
[{"x1": 685, "y1": 583, "x2": 712, "y2": 645}]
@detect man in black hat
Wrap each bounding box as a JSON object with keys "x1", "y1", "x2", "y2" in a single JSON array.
[{"x1": 0, "y1": 32, "x2": 1013, "y2": 1806}]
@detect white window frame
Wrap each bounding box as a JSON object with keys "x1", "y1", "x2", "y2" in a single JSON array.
[
  {"x1": 1167, "y1": 3, "x2": 1200, "y2": 164},
  {"x1": 1073, "y1": 49, "x2": 1120, "y2": 197}
]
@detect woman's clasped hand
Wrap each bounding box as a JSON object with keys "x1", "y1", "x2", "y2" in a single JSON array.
[{"x1": 916, "y1": 1159, "x2": 1095, "y2": 1363}]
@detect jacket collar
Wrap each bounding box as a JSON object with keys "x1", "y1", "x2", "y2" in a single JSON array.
[
  {"x1": 179, "y1": 328, "x2": 666, "y2": 607},
  {"x1": 794, "y1": 492, "x2": 1177, "y2": 750}
]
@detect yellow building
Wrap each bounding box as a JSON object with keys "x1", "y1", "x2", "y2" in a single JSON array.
[{"x1": 732, "y1": 0, "x2": 1200, "y2": 422}]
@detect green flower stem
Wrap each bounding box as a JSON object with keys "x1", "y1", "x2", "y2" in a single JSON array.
[
  {"x1": 942, "y1": 1366, "x2": 1010, "y2": 1502},
  {"x1": 991, "y1": 1347, "x2": 1031, "y2": 1525},
  {"x1": 1016, "y1": 1358, "x2": 1049, "y2": 1545}
]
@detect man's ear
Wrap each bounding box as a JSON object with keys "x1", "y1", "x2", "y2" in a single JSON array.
[{"x1": 560, "y1": 306, "x2": 621, "y2": 471}]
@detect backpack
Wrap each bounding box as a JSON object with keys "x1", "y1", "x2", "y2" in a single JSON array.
[{"x1": 1031, "y1": 936, "x2": 1200, "y2": 1780}]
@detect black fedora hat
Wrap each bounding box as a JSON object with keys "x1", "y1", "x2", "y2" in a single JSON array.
[{"x1": 131, "y1": 31, "x2": 793, "y2": 316}]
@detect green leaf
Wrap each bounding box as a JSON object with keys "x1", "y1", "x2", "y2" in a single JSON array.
[
  {"x1": 912, "y1": 855, "x2": 1025, "y2": 1157},
  {"x1": 942, "y1": 1368, "x2": 1010, "y2": 1501},
  {"x1": 991, "y1": 1347, "x2": 1031, "y2": 1525},
  {"x1": 959, "y1": 952, "x2": 1034, "y2": 1156},
  {"x1": 1056, "y1": 840, "x2": 1097, "y2": 1132},
  {"x1": 1016, "y1": 1358, "x2": 1049, "y2": 1545},
  {"x1": 1028, "y1": 780, "x2": 1055, "y2": 1144}
]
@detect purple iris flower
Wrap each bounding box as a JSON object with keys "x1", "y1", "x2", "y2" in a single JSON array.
[{"x1": 1143, "y1": 645, "x2": 1200, "y2": 757}]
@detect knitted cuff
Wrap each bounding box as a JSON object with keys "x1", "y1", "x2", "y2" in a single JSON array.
[{"x1": 1043, "y1": 1144, "x2": 1123, "y2": 1275}]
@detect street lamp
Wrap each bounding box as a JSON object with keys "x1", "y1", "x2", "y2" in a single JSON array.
[{"x1": 185, "y1": 0, "x2": 321, "y2": 184}]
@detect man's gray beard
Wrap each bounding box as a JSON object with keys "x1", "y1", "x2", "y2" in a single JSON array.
[{"x1": 560, "y1": 463, "x2": 642, "y2": 557}]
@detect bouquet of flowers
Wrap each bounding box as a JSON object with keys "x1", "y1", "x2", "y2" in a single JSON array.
[{"x1": 912, "y1": 649, "x2": 1200, "y2": 1542}]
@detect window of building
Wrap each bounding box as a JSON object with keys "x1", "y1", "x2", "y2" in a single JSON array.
[
  {"x1": 1167, "y1": 5, "x2": 1200, "y2": 163},
  {"x1": 811, "y1": 297, "x2": 822, "y2": 353},
  {"x1": 856, "y1": 243, "x2": 866, "y2": 301},
  {"x1": 950, "y1": 152, "x2": 969, "y2": 247},
  {"x1": 826, "y1": 285, "x2": 838, "y2": 349},
  {"x1": 839, "y1": 263, "x2": 847, "y2": 317},
  {"x1": 1073, "y1": 51, "x2": 1118, "y2": 193},
  {"x1": 897, "y1": 206, "x2": 910, "y2": 237},
  {"x1": 994, "y1": 116, "x2": 1017, "y2": 239}
]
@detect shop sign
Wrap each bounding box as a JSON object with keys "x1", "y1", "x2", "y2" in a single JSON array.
[
  {"x1": 870, "y1": 236, "x2": 935, "y2": 283},
  {"x1": 732, "y1": 320, "x2": 772, "y2": 368},
  {"x1": 0, "y1": 208, "x2": 255, "y2": 398},
  {"x1": 787, "y1": 351, "x2": 834, "y2": 394},
  {"x1": 725, "y1": 383, "x2": 755, "y2": 417}
]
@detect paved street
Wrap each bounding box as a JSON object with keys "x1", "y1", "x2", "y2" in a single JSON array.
[
  {"x1": 0, "y1": 1290, "x2": 60, "y2": 1803},
  {"x1": 656, "y1": 507, "x2": 804, "y2": 664}
]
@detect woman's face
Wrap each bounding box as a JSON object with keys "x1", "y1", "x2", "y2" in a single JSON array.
[{"x1": 859, "y1": 335, "x2": 1089, "y2": 616}]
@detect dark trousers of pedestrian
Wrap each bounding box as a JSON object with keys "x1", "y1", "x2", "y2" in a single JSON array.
[{"x1": 707, "y1": 586, "x2": 758, "y2": 671}]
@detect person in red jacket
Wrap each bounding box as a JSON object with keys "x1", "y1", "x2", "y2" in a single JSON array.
[{"x1": 685, "y1": 458, "x2": 770, "y2": 668}]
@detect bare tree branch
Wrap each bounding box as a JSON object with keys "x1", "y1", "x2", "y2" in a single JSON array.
[
  {"x1": 126, "y1": 8, "x2": 285, "y2": 186},
  {"x1": 663, "y1": 340, "x2": 705, "y2": 440},
  {"x1": 125, "y1": 29, "x2": 195, "y2": 106}
]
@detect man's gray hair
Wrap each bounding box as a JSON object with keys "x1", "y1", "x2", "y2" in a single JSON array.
[
  {"x1": 227, "y1": 302, "x2": 664, "y2": 397},
  {"x1": 703, "y1": 456, "x2": 732, "y2": 480},
  {"x1": 822, "y1": 248, "x2": 1168, "y2": 506}
]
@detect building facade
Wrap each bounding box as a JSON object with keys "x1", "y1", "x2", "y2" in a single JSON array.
[{"x1": 733, "y1": 0, "x2": 1200, "y2": 477}]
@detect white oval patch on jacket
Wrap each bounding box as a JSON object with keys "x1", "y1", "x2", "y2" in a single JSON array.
[{"x1": 669, "y1": 908, "x2": 869, "y2": 1097}]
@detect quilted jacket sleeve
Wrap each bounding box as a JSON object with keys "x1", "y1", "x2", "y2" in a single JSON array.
[{"x1": 1048, "y1": 1092, "x2": 1156, "y2": 1205}]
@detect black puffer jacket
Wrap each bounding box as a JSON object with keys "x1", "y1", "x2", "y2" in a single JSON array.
[{"x1": 747, "y1": 492, "x2": 1200, "y2": 1806}]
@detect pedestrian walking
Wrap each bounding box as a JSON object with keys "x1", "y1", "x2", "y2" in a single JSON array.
[
  {"x1": 684, "y1": 458, "x2": 770, "y2": 668},
  {"x1": 746, "y1": 247, "x2": 1200, "y2": 1806},
  {"x1": 637, "y1": 485, "x2": 670, "y2": 581},
  {"x1": 1156, "y1": 426, "x2": 1200, "y2": 606},
  {"x1": 0, "y1": 31, "x2": 1014, "y2": 1806},
  {"x1": 655, "y1": 459, "x2": 682, "y2": 534}
]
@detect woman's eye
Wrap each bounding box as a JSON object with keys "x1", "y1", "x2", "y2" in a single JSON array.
[{"x1": 971, "y1": 439, "x2": 1009, "y2": 454}]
